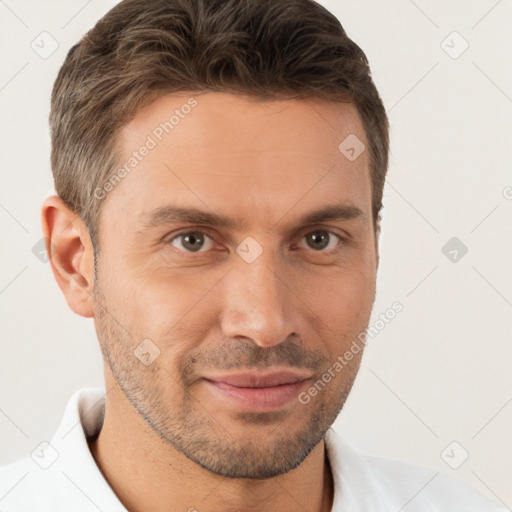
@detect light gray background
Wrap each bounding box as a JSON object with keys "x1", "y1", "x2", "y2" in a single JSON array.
[{"x1": 1, "y1": 0, "x2": 511, "y2": 506}]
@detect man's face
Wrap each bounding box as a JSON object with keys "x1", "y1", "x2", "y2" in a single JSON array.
[{"x1": 92, "y1": 92, "x2": 378, "y2": 478}]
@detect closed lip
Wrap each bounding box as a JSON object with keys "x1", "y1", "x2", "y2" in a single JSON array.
[{"x1": 203, "y1": 369, "x2": 313, "y2": 388}]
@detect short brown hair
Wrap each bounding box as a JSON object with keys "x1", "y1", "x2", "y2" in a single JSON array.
[{"x1": 50, "y1": 0, "x2": 389, "y2": 250}]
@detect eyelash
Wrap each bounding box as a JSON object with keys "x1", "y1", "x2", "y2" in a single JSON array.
[{"x1": 165, "y1": 229, "x2": 345, "y2": 256}]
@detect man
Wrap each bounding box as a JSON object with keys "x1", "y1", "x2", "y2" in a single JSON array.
[{"x1": 0, "y1": 0, "x2": 506, "y2": 510}]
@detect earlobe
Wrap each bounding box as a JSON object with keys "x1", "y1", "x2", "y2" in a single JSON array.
[{"x1": 41, "y1": 195, "x2": 95, "y2": 318}]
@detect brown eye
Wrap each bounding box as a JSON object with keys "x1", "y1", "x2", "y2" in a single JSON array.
[
  {"x1": 169, "y1": 231, "x2": 214, "y2": 253},
  {"x1": 300, "y1": 230, "x2": 342, "y2": 252}
]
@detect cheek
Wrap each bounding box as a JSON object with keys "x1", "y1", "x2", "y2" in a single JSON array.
[
  {"x1": 114, "y1": 273, "x2": 219, "y2": 365},
  {"x1": 298, "y1": 265, "x2": 375, "y2": 321},
  {"x1": 102, "y1": 251, "x2": 185, "y2": 325},
  {"x1": 294, "y1": 268, "x2": 376, "y2": 362},
  {"x1": 132, "y1": 271, "x2": 218, "y2": 322}
]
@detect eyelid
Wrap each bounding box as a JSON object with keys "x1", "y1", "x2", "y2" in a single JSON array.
[
  {"x1": 165, "y1": 226, "x2": 347, "y2": 254},
  {"x1": 294, "y1": 225, "x2": 350, "y2": 247},
  {"x1": 165, "y1": 229, "x2": 218, "y2": 253},
  {"x1": 293, "y1": 229, "x2": 344, "y2": 253}
]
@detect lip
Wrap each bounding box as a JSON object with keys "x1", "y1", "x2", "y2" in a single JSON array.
[
  {"x1": 203, "y1": 369, "x2": 313, "y2": 388},
  {"x1": 202, "y1": 369, "x2": 313, "y2": 412}
]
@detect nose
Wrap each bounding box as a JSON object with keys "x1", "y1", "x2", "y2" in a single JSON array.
[{"x1": 219, "y1": 246, "x2": 296, "y2": 348}]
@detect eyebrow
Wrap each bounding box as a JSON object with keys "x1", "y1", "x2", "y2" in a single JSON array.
[{"x1": 137, "y1": 203, "x2": 366, "y2": 233}]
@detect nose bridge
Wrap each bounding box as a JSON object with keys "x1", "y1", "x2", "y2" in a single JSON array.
[{"x1": 220, "y1": 243, "x2": 293, "y2": 347}]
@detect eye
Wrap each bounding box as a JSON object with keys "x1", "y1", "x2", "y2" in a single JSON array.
[
  {"x1": 296, "y1": 230, "x2": 343, "y2": 253},
  {"x1": 168, "y1": 231, "x2": 215, "y2": 253},
  {"x1": 165, "y1": 229, "x2": 344, "y2": 256}
]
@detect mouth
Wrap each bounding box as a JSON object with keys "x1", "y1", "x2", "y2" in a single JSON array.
[{"x1": 202, "y1": 369, "x2": 313, "y2": 412}]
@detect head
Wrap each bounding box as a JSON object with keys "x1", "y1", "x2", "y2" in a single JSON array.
[{"x1": 43, "y1": 0, "x2": 389, "y2": 479}]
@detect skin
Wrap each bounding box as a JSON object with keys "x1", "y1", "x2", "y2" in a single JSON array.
[{"x1": 42, "y1": 92, "x2": 379, "y2": 512}]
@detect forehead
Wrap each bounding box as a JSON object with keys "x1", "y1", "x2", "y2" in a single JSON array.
[
  {"x1": 121, "y1": 92, "x2": 365, "y2": 159},
  {"x1": 101, "y1": 92, "x2": 371, "y2": 233}
]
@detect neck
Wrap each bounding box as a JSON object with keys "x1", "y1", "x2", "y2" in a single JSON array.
[{"x1": 88, "y1": 379, "x2": 334, "y2": 512}]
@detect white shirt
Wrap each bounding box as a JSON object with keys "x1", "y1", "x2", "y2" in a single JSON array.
[{"x1": 0, "y1": 387, "x2": 506, "y2": 511}]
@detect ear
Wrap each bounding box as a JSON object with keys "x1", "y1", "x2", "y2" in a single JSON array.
[{"x1": 41, "y1": 195, "x2": 95, "y2": 318}]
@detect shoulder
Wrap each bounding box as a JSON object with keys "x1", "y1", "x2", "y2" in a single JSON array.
[{"x1": 325, "y1": 429, "x2": 508, "y2": 511}]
